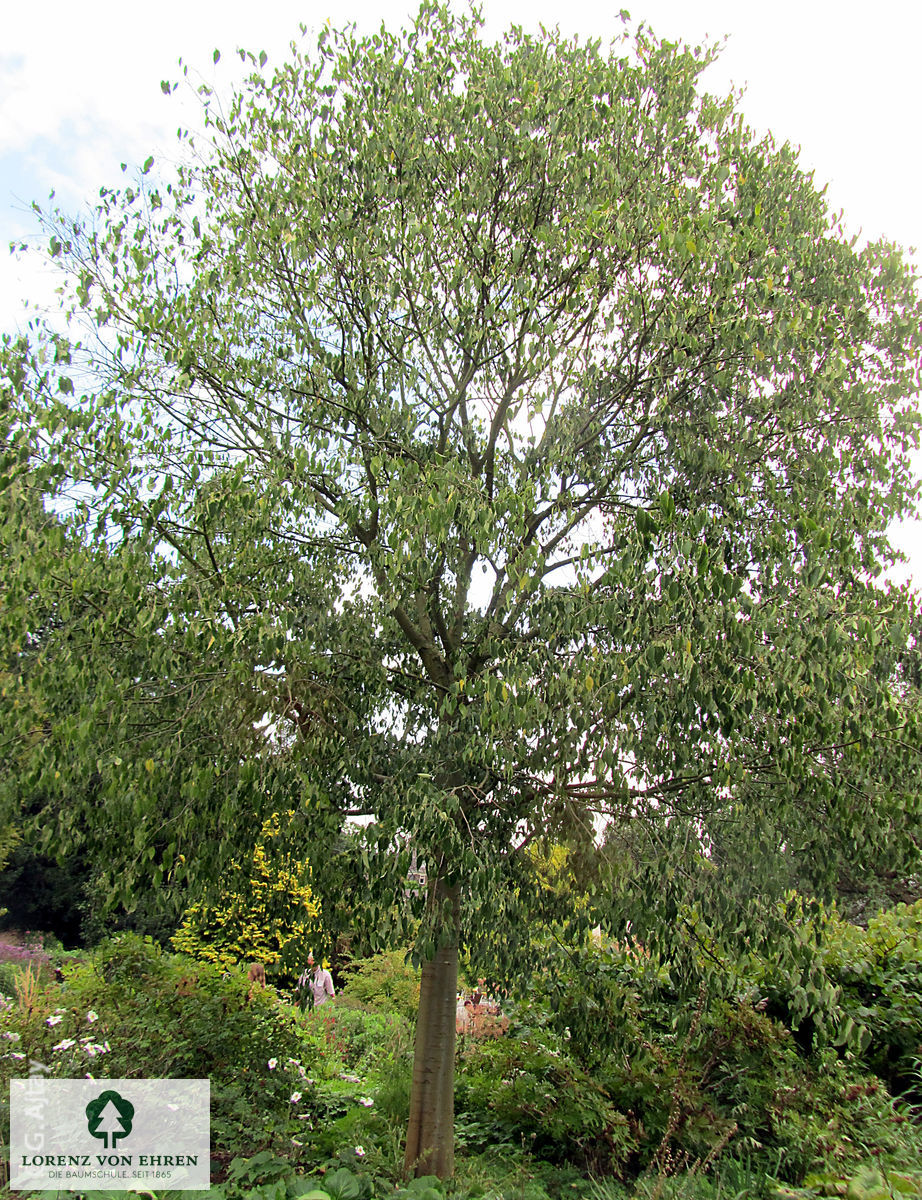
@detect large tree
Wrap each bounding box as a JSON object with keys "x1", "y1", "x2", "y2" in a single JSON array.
[{"x1": 4, "y1": 5, "x2": 922, "y2": 1175}]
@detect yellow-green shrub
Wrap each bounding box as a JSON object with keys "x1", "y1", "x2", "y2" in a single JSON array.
[{"x1": 171, "y1": 811, "x2": 322, "y2": 977}]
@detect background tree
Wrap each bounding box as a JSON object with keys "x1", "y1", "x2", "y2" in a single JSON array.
[{"x1": 4, "y1": 4, "x2": 922, "y2": 1176}]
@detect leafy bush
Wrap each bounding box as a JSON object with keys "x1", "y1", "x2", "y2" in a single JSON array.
[
  {"x1": 522, "y1": 941, "x2": 655, "y2": 1072},
  {"x1": 488, "y1": 941, "x2": 921, "y2": 1184},
  {"x1": 456, "y1": 1029, "x2": 637, "y2": 1172},
  {"x1": 821, "y1": 900, "x2": 922, "y2": 1097},
  {"x1": 0, "y1": 962, "x2": 16, "y2": 997},
  {"x1": 339, "y1": 949, "x2": 421, "y2": 1024},
  {"x1": 1, "y1": 908, "x2": 918, "y2": 1190},
  {"x1": 781, "y1": 1163, "x2": 922, "y2": 1200},
  {"x1": 298, "y1": 1003, "x2": 411, "y2": 1079},
  {"x1": 214, "y1": 1159, "x2": 411, "y2": 1200},
  {"x1": 680, "y1": 1001, "x2": 917, "y2": 1180},
  {"x1": 0, "y1": 932, "x2": 315, "y2": 1156},
  {"x1": 705, "y1": 897, "x2": 922, "y2": 1091},
  {"x1": 0, "y1": 824, "x2": 20, "y2": 920}
]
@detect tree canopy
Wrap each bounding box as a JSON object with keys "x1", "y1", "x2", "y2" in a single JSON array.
[{"x1": 3, "y1": 3, "x2": 922, "y2": 1176}]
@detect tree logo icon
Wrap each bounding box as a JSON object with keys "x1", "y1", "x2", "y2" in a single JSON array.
[{"x1": 85, "y1": 1090, "x2": 135, "y2": 1149}]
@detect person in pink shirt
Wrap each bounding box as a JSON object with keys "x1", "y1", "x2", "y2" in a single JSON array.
[{"x1": 299, "y1": 952, "x2": 335, "y2": 1009}]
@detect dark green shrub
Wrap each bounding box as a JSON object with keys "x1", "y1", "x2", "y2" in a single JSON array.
[
  {"x1": 693, "y1": 1000, "x2": 812, "y2": 1157},
  {"x1": 456, "y1": 1030, "x2": 637, "y2": 1172},
  {"x1": 711, "y1": 898, "x2": 922, "y2": 1086},
  {"x1": 822, "y1": 901, "x2": 922, "y2": 1097},
  {"x1": 524, "y1": 943, "x2": 652, "y2": 1072},
  {"x1": 589, "y1": 992, "x2": 917, "y2": 1183},
  {"x1": 683, "y1": 1001, "x2": 915, "y2": 1180},
  {"x1": 494, "y1": 941, "x2": 920, "y2": 1184}
]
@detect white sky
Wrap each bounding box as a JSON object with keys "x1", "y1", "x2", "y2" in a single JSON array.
[{"x1": 2, "y1": 0, "x2": 920, "y2": 587}]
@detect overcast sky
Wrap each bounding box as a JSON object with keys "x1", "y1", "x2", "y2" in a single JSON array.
[{"x1": 2, "y1": 0, "x2": 920, "y2": 586}]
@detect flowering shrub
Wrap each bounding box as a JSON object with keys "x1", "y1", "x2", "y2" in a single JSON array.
[
  {"x1": 0, "y1": 933, "x2": 317, "y2": 1157},
  {"x1": 0, "y1": 934, "x2": 49, "y2": 967}
]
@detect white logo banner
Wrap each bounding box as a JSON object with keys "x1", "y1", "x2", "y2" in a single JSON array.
[{"x1": 10, "y1": 1078, "x2": 210, "y2": 1190}]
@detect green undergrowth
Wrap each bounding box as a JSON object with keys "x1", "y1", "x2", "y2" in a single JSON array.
[{"x1": 1, "y1": 931, "x2": 920, "y2": 1200}]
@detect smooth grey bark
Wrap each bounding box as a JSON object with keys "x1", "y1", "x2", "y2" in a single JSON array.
[{"x1": 403, "y1": 879, "x2": 460, "y2": 1178}]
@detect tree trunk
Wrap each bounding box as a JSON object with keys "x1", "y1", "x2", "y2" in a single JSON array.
[{"x1": 404, "y1": 878, "x2": 460, "y2": 1178}]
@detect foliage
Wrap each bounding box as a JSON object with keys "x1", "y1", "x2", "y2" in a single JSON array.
[
  {"x1": 516, "y1": 842, "x2": 595, "y2": 944},
  {"x1": 521, "y1": 940, "x2": 656, "y2": 1072},
  {"x1": 821, "y1": 900, "x2": 922, "y2": 1098},
  {"x1": 5, "y1": 1, "x2": 922, "y2": 1176},
  {"x1": 172, "y1": 811, "x2": 324, "y2": 978},
  {"x1": 285, "y1": 1005, "x2": 415, "y2": 1170},
  {"x1": 0, "y1": 933, "x2": 315, "y2": 1156},
  {"x1": 678, "y1": 897, "x2": 922, "y2": 1100},
  {"x1": 0, "y1": 844, "x2": 90, "y2": 947},
  {"x1": 488, "y1": 939, "x2": 922, "y2": 1183},
  {"x1": 1, "y1": 923, "x2": 920, "y2": 1193},
  {"x1": 678, "y1": 1006, "x2": 916, "y2": 1180},
  {"x1": 0, "y1": 338, "x2": 334, "y2": 943},
  {"x1": 779, "y1": 1165, "x2": 922, "y2": 1200},
  {"x1": 0, "y1": 932, "x2": 51, "y2": 998},
  {"x1": 214, "y1": 1149, "x2": 325, "y2": 1200},
  {"x1": 0, "y1": 824, "x2": 19, "y2": 918},
  {"x1": 339, "y1": 950, "x2": 422, "y2": 1024},
  {"x1": 299, "y1": 1003, "x2": 412, "y2": 1079},
  {"x1": 456, "y1": 1031, "x2": 636, "y2": 1172}
]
